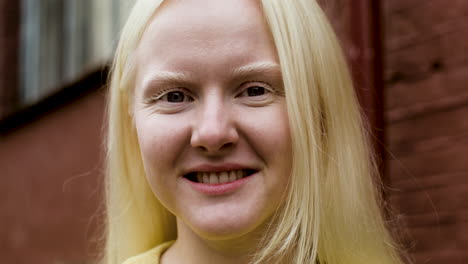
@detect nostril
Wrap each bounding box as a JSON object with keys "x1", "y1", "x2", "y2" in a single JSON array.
[
  {"x1": 194, "y1": 141, "x2": 235, "y2": 153},
  {"x1": 190, "y1": 120, "x2": 239, "y2": 153},
  {"x1": 221, "y1": 142, "x2": 234, "y2": 149},
  {"x1": 197, "y1": 146, "x2": 209, "y2": 152}
]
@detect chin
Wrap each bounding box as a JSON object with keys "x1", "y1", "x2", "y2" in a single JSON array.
[{"x1": 184, "y1": 205, "x2": 271, "y2": 241}]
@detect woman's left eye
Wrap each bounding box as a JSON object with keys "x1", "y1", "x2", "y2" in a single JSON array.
[
  {"x1": 239, "y1": 83, "x2": 272, "y2": 97},
  {"x1": 245, "y1": 86, "x2": 266, "y2": 96}
]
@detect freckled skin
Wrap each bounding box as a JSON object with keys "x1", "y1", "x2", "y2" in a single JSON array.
[{"x1": 133, "y1": 0, "x2": 292, "y2": 262}]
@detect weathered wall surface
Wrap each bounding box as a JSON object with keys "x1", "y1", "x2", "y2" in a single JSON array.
[
  {"x1": 383, "y1": 1, "x2": 468, "y2": 263},
  {"x1": 0, "y1": 89, "x2": 106, "y2": 264}
]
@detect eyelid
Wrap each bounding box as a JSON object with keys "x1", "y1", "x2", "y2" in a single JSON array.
[
  {"x1": 238, "y1": 81, "x2": 276, "y2": 95},
  {"x1": 144, "y1": 87, "x2": 192, "y2": 104}
]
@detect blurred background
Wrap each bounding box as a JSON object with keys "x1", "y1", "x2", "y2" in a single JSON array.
[{"x1": 0, "y1": 0, "x2": 467, "y2": 263}]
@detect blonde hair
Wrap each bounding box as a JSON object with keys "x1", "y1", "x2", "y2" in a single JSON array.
[{"x1": 103, "y1": 0, "x2": 405, "y2": 263}]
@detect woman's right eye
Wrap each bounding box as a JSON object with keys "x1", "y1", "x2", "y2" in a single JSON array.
[
  {"x1": 155, "y1": 90, "x2": 193, "y2": 103},
  {"x1": 161, "y1": 91, "x2": 188, "y2": 102}
]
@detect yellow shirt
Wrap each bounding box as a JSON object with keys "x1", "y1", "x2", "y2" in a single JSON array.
[{"x1": 123, "y1": 241, "x2": 175, "y2": 264}]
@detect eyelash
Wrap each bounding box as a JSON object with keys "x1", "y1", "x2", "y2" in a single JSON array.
[
  {"x1": 147, "y1": 87, "x2": 192, "y2": 103},
  {"x1": 146, "y1": 81, "x2": 276, "y2": 104},
  {"x1": 238, "y1": 81, "x2": 275, "y2": 96}
]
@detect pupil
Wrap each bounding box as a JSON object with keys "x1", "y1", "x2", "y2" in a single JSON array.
[
  {"x1": 167, "y1": 91, "x2": 184, "y2": 102},
  {"x1": 247, "y1": 86, "x2": 265, "y2": 96}
]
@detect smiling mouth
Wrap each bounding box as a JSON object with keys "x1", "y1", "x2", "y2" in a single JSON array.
[{"x1": 184, "y1": 169, "x2": 257, "y2": 184}]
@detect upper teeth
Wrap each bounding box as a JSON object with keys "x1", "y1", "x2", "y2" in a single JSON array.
[{"x1": 196, "y1": 170, "x2": 245, "y2": 184}]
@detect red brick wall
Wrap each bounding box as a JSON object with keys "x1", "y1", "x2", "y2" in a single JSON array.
[
  {"x1": 0, "y1": 89, "x2": 105, "y2": 264},
  {"x1": 383, "y1": 1, "x2": 468, "y2": 263}
]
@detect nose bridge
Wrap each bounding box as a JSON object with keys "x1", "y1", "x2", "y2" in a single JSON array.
[
  {"x1": 191, "y1": 91, "x2": 238, "y2": 152},
  {"x1": 201, "y1": 98, "x2": 225, "y2": 131}
]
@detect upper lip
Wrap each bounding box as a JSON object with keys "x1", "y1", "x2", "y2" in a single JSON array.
[{"x1": 181, "y1": 163, "x2": 259, "y2": 175}]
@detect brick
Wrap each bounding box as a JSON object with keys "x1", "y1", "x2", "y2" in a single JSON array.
[
  {"x1": 407, "y1": 221, "x2": 468, "y2": 264},
  {"x1": 385, "y1": 105, "x2": 468, "y2": 154},
  {"x1": 383, "y1": 0, "x2": 426, "y2": 14},
  {"x1": 387, "y1": 207, "x2": 468, "y2": 264},
  {"x1": 0, "y1": 87, "x2": 105, "y2": 264},
  {"x1": 388, "y1": 181, "x2": 468, "y2": 216},
  {"x1": 387, "y1": 138, "x2": 468, "y2": 183},
  {"x1": 384, "y1": 0, "x2": 468, "y2": 52},
  {"x1": 384, "y1": 27, "x2": 468, "y2": 85},
  {"x1": 385, "y1": 65, "x2": 468, "y2": 122}
]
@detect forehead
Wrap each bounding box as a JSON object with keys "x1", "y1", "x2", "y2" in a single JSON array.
[
  {"x1": 154, "y1": 0, "x2": 263, "y2": 26},
  {"x1": 135, "y1": 0, "x2": 277, "y2": 69},
  {"x1": 147, "y1": 0, "x2": 265, "y2": 36}
]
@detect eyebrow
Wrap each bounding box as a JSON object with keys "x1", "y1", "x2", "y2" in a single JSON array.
[
  {"x1": 139, "y1": 61, "x2": 282, "y2": 97},
  {"x1": 139, "y1": 70, "x2": 197, "y2": 99},
  {"x1": 229, "y1": 61, "x2": 282, "y2": 80},
  {"x1": 140, "y1": 71, "x2": 196, "y2": 90}
]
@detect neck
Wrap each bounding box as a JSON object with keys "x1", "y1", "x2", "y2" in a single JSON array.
[{"x1": 161, "y1": 219, "x2": 268, "y2": 264}]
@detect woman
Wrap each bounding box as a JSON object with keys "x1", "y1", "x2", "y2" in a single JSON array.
[{"x1": 103, "y1": 0, "x2": 406, "y2": 263}]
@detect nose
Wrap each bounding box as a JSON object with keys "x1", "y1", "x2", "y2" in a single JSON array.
[{"x1": 190, "y1": 97, "x2": 239, "y2": 154}]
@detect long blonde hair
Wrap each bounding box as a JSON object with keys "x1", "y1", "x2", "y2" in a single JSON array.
[{"x1": 103, "y1": 0, "x2": 405, "y2": 263}]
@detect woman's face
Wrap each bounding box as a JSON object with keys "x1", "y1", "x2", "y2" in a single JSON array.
[{"x1": 133, "y1": 0, "x2": 292, "y2": 240}]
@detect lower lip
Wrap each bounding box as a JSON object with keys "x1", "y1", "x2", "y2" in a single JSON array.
[{"x1": 185, "y1": 173, "x2": 255, "y2": 196}]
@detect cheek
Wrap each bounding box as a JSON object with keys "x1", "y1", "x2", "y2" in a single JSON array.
[
  {"x1": 265, "y1": 107, "x2": 292, "y2": 178},
  {"x1": 242, "y1": 105, "x2": 291, "y2": 159},
  {"x1": 134, "y1": 113, "x2": 190, "y2": 182},
  {"x1": 239, "y1": 104, "x2": 292, "y2": 184}
]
